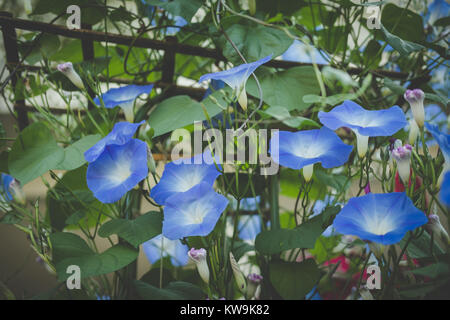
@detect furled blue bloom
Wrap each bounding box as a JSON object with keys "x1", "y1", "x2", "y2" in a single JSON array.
[
  {"x1": 150, "y1": 152, "x2": 222, "y2": 205},
  {"x1": 94, "y1": 84, "x2": 153, "y2": 122},
  {"x1": 269, "y1": 127, "x2": 353, "y2": 181},
  {"x1": 282, "y1": 40, "x2": 329, "y2": 65},
  {"x1": 142, "y1": 234, "x2": 189, "y2": 267},
  {"x1": 238, "y1": 214, "x2": 262, "y2": 241},
  {"x1": 162, "y1": 182, "x2": 229, "y2": 240},
  {"x1": 318, "y1": 100, "x2": 407, "y2": 158},
  {"x1": 1, "y1": 173, "x2": 15, "y2": 202},
  {"x1": 85, "y1": 121, "x2": 145, "y2": 163},
  {"x1": 441, "y1": 171, "x2": 450, "y2": 207},
  {"x1": 199, "y1": 55, "x2": 272, "y2": 110},
  {"x1": 86, "y1": 139, "x2": 148, "y2": 203},
  {"x1": 333, "y1": 193, "x2": 427, "y2": 245},
  {"x1": 0, "y1": 173, "x2": 25, "y2": 205}
]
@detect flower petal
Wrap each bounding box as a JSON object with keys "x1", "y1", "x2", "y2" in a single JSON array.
[
  {"x1": 199, "y1": 55, "x2": 272, "y2": 90},
  {"x1": 86, "y1": 139, "x2": 148, "y2": 203},
  {"x1": 94, "y1": 84, "x2": 153, "y2": 109},
  {"x1": 142, "y1": 234, "x2": 189, "y2": 267},
  {"x1": 150, "y1": 152, "x2": 222, "y2": 205},
  {"x1": 333, "y1": 192, "x2": 427, "y2": 245},
  {"x1": 269, "y1": 127, "x2": 353, "y2": 170},
  {"x1": 318, "y1": 100, "x2": 407, "y2": 137},
  {"x1": 162, "y1": 182, "x2": 229, "y2": 240},
  {"x1": 84, "y1": 121, "x2": 145, "y2": 163}
]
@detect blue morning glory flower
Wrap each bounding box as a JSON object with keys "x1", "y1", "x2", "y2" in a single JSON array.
[
  {"x1": 199, "y1": 55, "x2": 272, "y2": 110},
  {"x1": 1, "y1": 173, "x2": 15, "y2": 202},
  {"x1": 94, "y1": 84, "x2": 153, "y2": 122},
  {"x1": 0, "y1": 173, "x2": 25, "y2": 205},
  {"x1": 142, "y1": 234, "x2": 189, "y2": 267},
  {"x1": 333, "y1": 192, "x2": 427, "y2": 245},
  {"x1": 282, "y1": 40, "x2": 329, "y2": 65},
  {"x1": 86, "y1": 139, "x2": 148, "y2": 203},
  {"x1": 318, "y1": 100, "x2": 407, "y2": 158},
  {"x1": 441, "y1": 171, "x2": 450, "y2": 207},
  {"x1": 162, "y1": 182, "x2": 229, "y2": 240},
  {"x1": 238, "y1": 214, "x2": 262, "y2": 241},
  {"x1": 269, "y1": 127, "x2": 353, "y2": 181},
  {"x1": 150, "y1": 152, "x2": 222, "y2": 205},
  {"x1": 84, "y1": 121, "x2": 145, "y2": 163}
]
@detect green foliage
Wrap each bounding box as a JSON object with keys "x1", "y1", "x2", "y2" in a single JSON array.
[
  {"x1": 8, "y1": 122, "x2": 65, "y2": 184},
  {"x1": 148, "y1": 94, "x2": 225, "y2": 137},
  {"x1": 269, "y1": 259, "x2": 321, "y2": 300},
  {"x1": 98, "y1": 211, "x2": 163, "y2": 247},
  {"x1": 217, "y1": 20, "x2": 292, "y2": 64},
  {"x1": 133, "y1": 280, "x2": 205, "y2": 300},
  {"x1": 255, "y1": 206, "x2": 340, "y2": 255},
  {"x1": 50, "y1": 232, "x2": 138, "y2": 281},
  {"x1": 247, "y1": 67, "x2": 320, "y2": 111}
]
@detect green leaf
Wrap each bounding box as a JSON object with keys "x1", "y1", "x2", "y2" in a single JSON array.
[
  {"x1": 146, "y1": 0, "x2": 202, "y2": 21},
  {"x1": 381, "y1": 3, "x2": 425, "y2": 43},
  {"x1": 303, "y1": 74, "x2": 372, "y2": 106},
  {"x1": 8, "y1": 122, "x2": 65, "y2": 184},
  {"x1": 383, "y1": 78, "x2": 405, "y2": 95},
  {"x1": 411, "y1": 263, "x2": 450, "y2": 279},
  {"x1": 262, "y1": 106, "x2": 319, "y2": 129},
  {"x1": 380, "y1": 24, "x2": 425, "y2": 56},
  {"x1": 98, "y1": 211, "x2": 163, "y2": 247},
  {"x1": 247, "y1": 66, "x2": 319, "y2": 111},
  {"x1": 133, "y1": 280, "x2": 205, "y2": 300},
  {"x1": 401, "y1": 231, "x2": 445, "y2": 259},
  {"x1": 269, "y1": 259, "x2": 321, "y2": 299},
  {"x1": 255, "y1": 206, "x2": 340, "y2": 255},
  {"x1": 217, "y1": 21, "x2": 292, "y2": 64},
  {"x1": 425, "y1": 93, "x2": 449, "y2": 107},
  {"x1": 46, "y1": 166, "x2": 106, "y2": 231},
  {"x1": 50, "y1": 232, "x2": 138, "y2": 281},
  {"x1": 18, "y1": 33, "x2": 60, "y2": 65},
  {"x1": 55, "y1": 134, "x2": 101, "y2": 171},
  {"x1": 148, "y1": 94, "x2": 223, "y2": 137},
  {"x1": 33, "y1": 0, "x2": 107, "y2": 25}
]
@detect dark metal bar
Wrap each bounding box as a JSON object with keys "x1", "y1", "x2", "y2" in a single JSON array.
[
  {"x1": 0, "y1": 13, "x2": 409, "y2": 79},
  {"x1": 0, "y1": 12, "x2": 29, "y2": 130}
]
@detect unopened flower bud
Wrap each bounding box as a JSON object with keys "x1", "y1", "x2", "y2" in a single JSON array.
[
  {"x1": 238, "y1": 88, "x2": 247, "y2": 112},
  {"x1": 57, "y1": 62, "x2": 85, "y2": 90},
  {"x1": 229, "y1": 252, "x2": 247, "y2": 294},
  {"x1": 188, "y1": 248, "x2": 210, "y2": 285},
  {"x1": 408, "y1": 119, "x2": 419, "y2": 145},
  {"x1": 426, "y1": 214, "x2": 449, "y2": 245},
  {"x1": 391, "y1": 142, "x2": 412, "y2": 184},
  {"x1": 303, "y1": 163, "x2": 314, "y2": 182},
  {"x1": 355, "y1": 132, "x2": 369, "y2": 158},
  {"x1": 404, "y1": 89, "x2": 425, "y2": 127},
  {"x1": 246, "y1": 273, "x2": 263, "y2": 299},
  {"x1": 9, "y1": 178, "x2": 26, "y2": 205}
]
